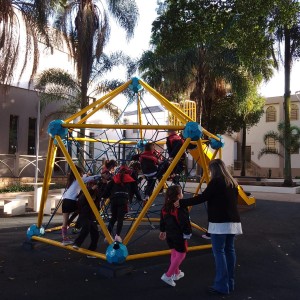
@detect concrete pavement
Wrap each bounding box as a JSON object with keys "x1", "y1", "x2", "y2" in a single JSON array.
[{"x1": 0, "y1": 191, "x2": 300, "y2": 300}]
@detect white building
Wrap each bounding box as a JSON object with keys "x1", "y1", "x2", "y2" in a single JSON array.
[
  {"x1": 0, "y1": 35, "x2": 76, "y2": 177},
  {"x1": 236, "y1": 94, "x2": 300, "y2": 178}
]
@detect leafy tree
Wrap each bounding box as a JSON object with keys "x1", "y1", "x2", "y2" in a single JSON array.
[
  {"x1": 237, "y1": 86, "x2": 265, "y2": 176},
  {"x1": 147, "y1": 0, "x2": 300, "y2": 184},
  {"x1": 139, "y1": 1, "x2": 271, "y2": 134},
  {"x1": 220, "y1": 0, "x2": 300, "y2": 184}
]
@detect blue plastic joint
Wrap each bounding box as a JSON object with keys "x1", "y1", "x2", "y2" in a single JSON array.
[
  {"x1": 210, "y1": 134, "x2": 225, "y2": 149},
  {"x1": 129, "y1": 77, "x2": 143, "y2": 93},
  {"x1": 47, "y1": 119, "x2": 68, "y2": 139},
  {"x1": 183, "y1": 122, "x2": 202, "y2": 141}
]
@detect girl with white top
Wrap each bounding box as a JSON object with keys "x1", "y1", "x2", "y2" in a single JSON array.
[{"x1": 61, "y1": 165, "x2": 98, "y2": 246}]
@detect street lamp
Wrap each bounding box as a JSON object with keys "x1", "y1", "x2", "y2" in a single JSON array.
[{"x1": 34, "y1": 87, "x2": 44, "y2": 184}]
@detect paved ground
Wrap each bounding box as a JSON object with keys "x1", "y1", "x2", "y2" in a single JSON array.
[{"x1": 0, "y1": 192, "x2": 300, "y2": 300}]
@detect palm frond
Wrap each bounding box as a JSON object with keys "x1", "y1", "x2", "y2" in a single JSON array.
[
  {"x1": 258, "y1": 147, "x2": 282, "y2": 159},
  {"x1": 107, "y1": 0, "x2": 139, "y2": 40}
]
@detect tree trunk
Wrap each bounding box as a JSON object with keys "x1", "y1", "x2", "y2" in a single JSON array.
[
  {"x1": 283, "y1": 27, "x2": 293, "y2": 186},
  {"x1": 240, "y1": 121, "x2": 246, "y2": 176}
]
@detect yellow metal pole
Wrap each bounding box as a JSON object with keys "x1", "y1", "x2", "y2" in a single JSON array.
[
  {"x1": 139, "y1": 80, "x2": 191, "y2": 124},
  {"x1": 78, "y1": 94, "x2": 116, "y2": 124},
  {"x1": 126, "y1": 244, "x2": 212, "y2": 261},
  {"x1": 99, "y1": 198, "x2": 110, "y2": 215},
  {"x1": 123, "y1": 138, "x2": 191, "y2": 245},
  {"x1": 37, "y1": 138, "x2": 56, "y2": 227},
  {"x1": 65, "y1": 80, "x2": 131, "y2": 123},
  {"x1": 56, "y1": 136, "x2": 113, "y2": 244},
  {"x1": 62, "y1": 123, "x2": 185, "y2": 130},
  {"x1": 191, "y1": 222, "x2": 207, "y2": 232},
  {"x1": 137, "y1": 93, "x2": 143, "y2": 140},
  {"x1": 196, "y1": 139, "x2": 210, "y2": 184},
  {"x1": 32, "y1": 236, "x2": 106, "y2": 259},
  {"x1": 32, "y1": 236, "x2": 211, "y2": 261},
  {"x1": 126, "y1": 217, "x2": 160, "y2": 222},
  {"x1": 194, "y1": 175, "x2": 205, "y2": 195},
  {"x1": 219, "y1": 147, "x2": 222, "y2": 159}
]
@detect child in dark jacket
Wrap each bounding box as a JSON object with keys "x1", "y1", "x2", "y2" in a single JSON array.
[
  {"x1": 72, "y1": 183, "x2": 100, "y2": 257},
  {"x1": 159, "y1": 185, "x2": 192, "y2": 287},
  {"x1": 102, "y1": 164, "x2": 142, "y2": 242},
  {"x1": 166, "y1": 130, "x2": 185, "y2": 183},
  {"x1": 140, "y1": 142, "x2": 165, "y2": 201}
]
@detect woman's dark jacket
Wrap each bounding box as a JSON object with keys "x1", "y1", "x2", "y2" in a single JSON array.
[{"x1": 180, "y1": 177, "x2": 240, "y2": 223}]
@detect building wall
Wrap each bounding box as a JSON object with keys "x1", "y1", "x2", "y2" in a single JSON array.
[
  {"x1": 245, "y1": 94, "x2": 300, "y2": 177},
  {"x1": 221, "y1": 135, "x2": 235, "y2": 171}
]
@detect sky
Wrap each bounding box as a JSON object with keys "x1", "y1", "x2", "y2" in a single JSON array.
[{"x1": 106, "y1": 0, "x2": 300, "y2": 99}]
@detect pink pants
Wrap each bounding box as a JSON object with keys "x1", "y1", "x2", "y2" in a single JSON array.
[{"x1": 166, "y1": 249, "x2": 186, "y2": 277}]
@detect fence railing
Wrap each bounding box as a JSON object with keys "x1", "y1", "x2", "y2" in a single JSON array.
[
  {"x1": 234, "y1": 160, "x2": 262, "y2": 176},
  {"x1": 0, "y1": 154, "x2": 74, "y2": 177}
]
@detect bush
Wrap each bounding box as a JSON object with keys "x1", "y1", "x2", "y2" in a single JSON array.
[
  {"x1": 0, "y1": 183, "x2": 66, "y2": 194},
  {"x1": 0, "y1": 184, "x2": 34, "y2": 193}
]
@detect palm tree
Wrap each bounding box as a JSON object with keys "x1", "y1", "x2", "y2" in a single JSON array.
[
  {"x1": 54, "y1": 0, "x2": 138, "y2": 115},
  {"x1": 35, "y1": 65, "x2": 124, "y2": 124},
  {"x1": 0, "y1": 1, "x2": 58, "y2": 85},
  {"x1": 258, "y1": 122, "x2": 300, "y2": 183},
  {"x1": 52, "y1": 0, "x2": 138, "y2": 166}
]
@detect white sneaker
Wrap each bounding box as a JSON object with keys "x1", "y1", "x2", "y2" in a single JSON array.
[
  {"x1": 72, "y1": 244, "x2": 79, "y2": 250},
  {"x1": 202, "y1": 234, "x2": 211, "y2": 240},
  {"x1": 173, "y1": 270, "x2": 184, "y2": 280},
  {"x1": 62, "y1": 237, "x2": 74, "y2": 246},
  {"x1": 114, "y1": 235, "x2": 122, "y2": 243},
  {"x1": 161, "y1": 273, "x2": 176, "y2": 287}
]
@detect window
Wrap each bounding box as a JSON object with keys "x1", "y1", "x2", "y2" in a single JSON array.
[
  {"x1": 266, "y1": 137, "x2": 276, "y2": 151},
  {"x1": 266, "y1": 106, "x2": 276, "y2": 122},
  {"x1": 290, "y1": 104, "x2": 299, "y2": 120},
  {"x1": 8, "y1": 115, "x2": 19, "y2": 154},
  {"x1": 28, "y1": 118, "x2": 36, "y2": 155}
]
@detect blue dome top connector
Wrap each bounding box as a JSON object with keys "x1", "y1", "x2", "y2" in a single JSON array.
[
  {"x1": 129, "y1": 77, "x2": 143, "y2": 93},
  {"x1": 210, "y1": 134, "x2": 225, "y2": 149},
  {"x1": 47, "y1": 119, "x2": 68, "y2": 140},
  {"x1": 183, "y1": 122, "x2": 202, "y2": 141}
]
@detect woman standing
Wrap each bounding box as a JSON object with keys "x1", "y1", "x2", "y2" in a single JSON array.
[{"x1": 176, "y1": 159, "x2": 242, "y2": 295}]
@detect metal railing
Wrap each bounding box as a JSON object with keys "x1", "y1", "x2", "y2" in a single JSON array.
[
  {"x1": 234, "y1": 160, "x2": 262, "y2": 176},
  {"x1": 0, "y1": 154, "x2": 69, "y2": 177}
]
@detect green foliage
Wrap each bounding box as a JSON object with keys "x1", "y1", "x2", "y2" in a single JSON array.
[
  {"x1": 0, "y1": 183, "x2": 66, "y2": 194},
  {"x1": 0, "y1": 1, "x2": 58, "y2": 85},
  {"x1": 258, "y1": 122, "x2": 300, "y2": 159},
  {"x1": 35, "y1": 64, "x2": 128, "y2": 122},
  {"x1": 139, "y1": 3, "x2": 268, "y2": 134},
  {"x1": 0, "y1": 185, "x2": 34, "y2": 194}
]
